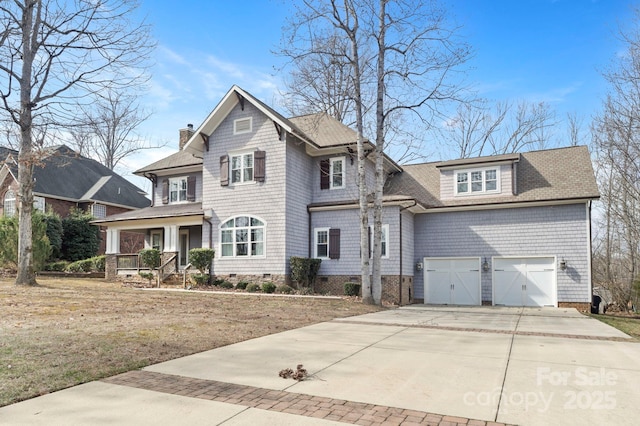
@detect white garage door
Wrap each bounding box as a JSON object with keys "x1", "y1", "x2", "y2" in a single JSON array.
[
  {"x1": 493, "y1": 257, "x2": 556, "y2": 307},
  {"x1": 424, "y1": 258, "x2": 481, "y2": 306}
]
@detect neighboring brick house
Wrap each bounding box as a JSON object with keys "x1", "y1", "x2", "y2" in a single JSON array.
[
  {"x1": 96, "y1": 85, "x2": 600, "y2": 309},
  {"x1": 0, "y1": 145, "x2": 151, "y2": 254}
]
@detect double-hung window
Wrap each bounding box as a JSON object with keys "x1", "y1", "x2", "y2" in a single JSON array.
[
  {"x1": 330, "y1": 157, "x2": 345, "y2": 189},
  {"x1": 314, "y1": 228, "x2": 340, "y2": 259},
  {"x1": 368, "y1": 224, "x2": 389, "y2": 258},
  {"x1": 169, "y1": 177, "x2": 188, "y2": 203},
  {"x1": 220, "y1": 215, "x2": 265, "y2": 257},
  {"x1": 455, "y1": 168, "x2": 499, "y2": 195},
  {"x1": 231, "y1": 152, "x2": 254, "y2": 184}
]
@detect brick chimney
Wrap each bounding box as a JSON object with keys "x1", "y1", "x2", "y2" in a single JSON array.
[{"x1": 179, "y1": 123, "x2": 195, "y2": 150}]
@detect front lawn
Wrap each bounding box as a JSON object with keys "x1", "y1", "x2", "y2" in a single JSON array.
[
  {"x1": 0, "y1": 277, "x2": 381, "y2": 407},
  {"x1": 591, "y1": 313, "x2": 640, "y2": 340}
]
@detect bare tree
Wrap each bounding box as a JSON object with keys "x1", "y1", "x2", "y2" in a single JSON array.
[
  {"x1": 443, "y1": 99, "x2": 556, "y2": 157},
  {"x1": 0, "y1": 0, "x2": 153, "y2": 286},
  {"x1": 591, "y1": 9, "x2": 640, "y2": 310},
  {"x1": 72, "y1": 89, "x2": 155, "y2": 171},
  {"x1": 283, "y1": 0, "x2": 470, "y2": 304}
]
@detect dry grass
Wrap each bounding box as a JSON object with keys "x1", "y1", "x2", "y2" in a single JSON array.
[{"x1": 0, "y1": 277, "x2": 382, "y2": 407}]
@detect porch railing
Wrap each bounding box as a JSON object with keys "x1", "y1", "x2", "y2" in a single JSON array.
[
  {"x1": 158, "y1": 254, "x2": 178, "y2": 287},
  {"x1": 116, "y1": 254, "x2": 140, "y2": 271}
]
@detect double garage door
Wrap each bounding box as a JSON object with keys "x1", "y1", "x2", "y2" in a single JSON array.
[{"x1": 424, "y1": 257, "x2": 556, "y2": 307}]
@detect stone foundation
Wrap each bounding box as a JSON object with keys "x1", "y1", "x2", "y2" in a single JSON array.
[
  {"x1": 212, "y1": 274, "x2": 288, "y2": 286},
  {"x1": 314, "y1": 275, "x2": 414, "y2": 306}
]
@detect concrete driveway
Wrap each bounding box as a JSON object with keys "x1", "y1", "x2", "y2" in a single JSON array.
[{"x1": 1, "y1": 306, "x2": 638, "y2": 425}]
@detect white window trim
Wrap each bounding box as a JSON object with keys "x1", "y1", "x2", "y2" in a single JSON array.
[
  {"x1": 3, "y1": 189, "x2": 16, "y2": 217},
  {"x1": 169, "y1": 176, "x2": 188, "y2": 204},
  {"x1": 329, "y1": 156, "x2": 345, "y2": 190},
  {"x1": 314, "y1": 227, "x2": 330, "y2": 259},
  {"x1": 233, "y1": 117, "x2": 253, "y2": 135},
  {"x1": 91, "y1": 202, "x2": 106, "y2": 218},
  {"x1": 150, "y1": 230, "x2": 163, "y2": 251},
  {"x1": 34, "y1": 196, "x2": 46, "y2": 213},
  {"x1": 229, "y1": 150, "x2": 255, "y2": 186},
  {"x1": 369, "y1": 224, "x2": 390, "y2": 259},
  {"x1": 454, "y1": 167, "x2": 501, "y2": 196},
  {"x1": 219, "y1": 215, "x2": 266, "y2": 258}
]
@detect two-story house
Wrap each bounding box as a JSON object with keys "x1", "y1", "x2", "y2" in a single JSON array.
[
  {"x1": 0, "y1": 145, "x2": 151, "y2": 254},
  {"x1": 96, "y1": 85, "x2": 599, "y2": 309}
]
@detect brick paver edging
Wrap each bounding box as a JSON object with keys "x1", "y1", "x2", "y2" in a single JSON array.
[
  {"x1": 335, "y1": 320, "x2": 634, "y2": 342},
  {"x1": 102, "y1": 370, "x2": 512, "y2": 426}
]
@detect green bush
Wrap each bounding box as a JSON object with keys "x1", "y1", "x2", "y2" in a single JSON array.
[
  {"x1": 139, "y1": 271, "x2": 154, "y2": 281},
  {"x1": 44, "y1": 211, "x2": 63, "y2": 260},
  {"x1": 66, "y1": 258, "x2": 94, "y2": 272},
  {"x1": 344, "y1": 282, "x2": 361, "y2": 297},
  {"x1": 276, "y1": 284, "x2": 294, "y2": 294},
  {"x1": 0, "y1": 212, "x2": 51, "y2": 272},
  {"x1": 246, "y1": 283, "x2": 261, "y2": 293},
  {"x1": 44, "y1": 260, "x2": 69, "y2": 272},
  {"x1": 219, "y1": 281, "x2": 234, "y2": 289},
  {"x1": 192, "y1": 273, "x2": 210, "y2": 286},
  {"x1": 91, "y1": 255, "x2": 106, "y2": 272},
  {"x1": 139, "y1": 249, "x2": 161, "y2": 270},
  {"x1": 262, "y1": 282, "x2": 276, "y2": 294},
  {"x1": 189, "y1": 248, "x2": 215, "y2": 274},
  {"x1": 290, "y1": 257, "x2": 321, "y2": 290},
  {"x1": 61, "y1": 208, "x2": 100, "y2": 261},
  {"x1": 236, "y1": 280, "x2": 249, "y2": 290}
]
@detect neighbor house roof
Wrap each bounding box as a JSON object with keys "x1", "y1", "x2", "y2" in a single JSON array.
[
  {"x1": 0, "y1": 145, "x2": 150, "y2": 209},
  {"x1": 385, "y1": 145, "x2": 600, "y2": 210}
]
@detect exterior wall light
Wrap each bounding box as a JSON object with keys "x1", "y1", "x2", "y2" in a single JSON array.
[
  {"x1": 560, "y1": 258, "x2": 567, "y2": 271},
  {"x1": 416, "y1": 262, "x2": 423, "y2": 271},
  {"x1": 482, "y1": 257, "x2": 490, "y2": 272}
]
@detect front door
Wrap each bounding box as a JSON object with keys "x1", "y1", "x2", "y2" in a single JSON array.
[{"x1": 179, "y1": 229, "x2": 189, "y2": 268}]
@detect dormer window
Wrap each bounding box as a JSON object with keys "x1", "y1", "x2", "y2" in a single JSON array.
[{"x1": 455, "y1": 167, "x2": 500, "y2": 195}]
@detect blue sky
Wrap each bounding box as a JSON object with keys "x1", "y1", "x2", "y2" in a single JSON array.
[{"x1": 123, "y1": 0, "x2": 637, "y2": 191}]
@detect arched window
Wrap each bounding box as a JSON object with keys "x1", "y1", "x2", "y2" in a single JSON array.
[
  {"x1": 4, "y1": 189, "x2": 16, "y2": 217},
  {"x1": 220, "y1": 215, "x2": 265, "y2": 257}
]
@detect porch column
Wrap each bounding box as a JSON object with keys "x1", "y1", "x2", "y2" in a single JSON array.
[
  {"x1": 105, "y1": 228, "x2": 120, "y2": 254},
  {"x1": 164, "y1": 225, "x2": 178, "y2": 252}
]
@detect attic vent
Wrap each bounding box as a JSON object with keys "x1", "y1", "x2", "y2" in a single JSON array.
[{"x1": 234, "y1": 117, "x2": 252, "y2": 135}]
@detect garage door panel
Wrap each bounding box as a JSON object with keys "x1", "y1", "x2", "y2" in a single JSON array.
[
  {"x1": 424, "y1": 258, "x2": 480, "y2": 306},
  {"x1": 494, "y1": 270, "x2": 523, "y2": 306},
  {"x1": 425, "y1": 271, "x2": 451, "y2": 305},
  {"x1": 493, "y1": 257, "x2": 556, "y2": 307}
]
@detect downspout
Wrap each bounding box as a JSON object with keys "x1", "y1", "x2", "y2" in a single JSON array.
[
  {"x1": 399, "y1": 201, "x2": 417, "y2": 305},
  {"x1": 307, "y1": 206, "x2": 312, "y2": 258}
]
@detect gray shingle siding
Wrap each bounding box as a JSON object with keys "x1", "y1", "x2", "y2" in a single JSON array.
[
  {"x1": 413, "y1": 203, "x2": 590, "y2": 303},
  {"x1": 310, "y1": 206, "x2": 404, "y2": 276},
  {"x1": 201, "y1": 102, "x2": 288, "y2": 275},
  {"x1": 311, "y1": 155, "x2": 376, "y2": 204},
  {"x1": 285, "y1": 135, "x2": 314, "y2": 263}
]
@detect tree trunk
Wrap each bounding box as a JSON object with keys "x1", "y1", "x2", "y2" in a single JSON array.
[{"x1": 15, "y1": 0, "x2": 38, "y2": 286}]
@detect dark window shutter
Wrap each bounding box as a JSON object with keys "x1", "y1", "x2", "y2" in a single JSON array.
[
  {"x1": 320, "y1": 159, "x2": 330, "y2": 190},
  {"x1": 162, "y1": 179, "x2": 169, "y2": 204},
  {"x1": 368, "y1": 226, "x2": 372, "y2": 258},
  {"x1": 329, "y1": 228, "x2": 340, "y2": 259},
  {"x1": 254, "y1": 150, "x2": 265, "y2": 182},
  {"x1": 220, "y1": 155, "x2": 229, "y2": 186},
  {"x1": 187, "y1": 176, "x2": 196, "y2": 201}
]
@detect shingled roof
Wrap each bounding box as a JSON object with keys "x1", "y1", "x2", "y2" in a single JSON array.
[
  {"x1": 1, "y1": 145, "x2": 150, "y2": 209},
  {"x1": 134, "y1": 149, "x2": 202, "y2": 175},
  {"x1": 385, "y1": 145, "x2": 600, "y2": 209}
]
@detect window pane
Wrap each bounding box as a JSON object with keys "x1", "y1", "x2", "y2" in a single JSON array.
[
  {"x1": 236, "y1": 229, "x2": 248, "y2": 242},
  {"x1": 244, "y1": 154, "x2": 253, "y2": 168},
  {"x1": 236, "y1": 243, "x2": 248, "y2": 256},
  {"x1": 251, "y1": 228, "x2": 263, "y2": 242},
  {"x1": 471, "y1": 171, "x2": 482, "y2": 182},
  {"x1": 486, "y1": 180, "x2": 497, "y2": 191},
  {"x1": 486, "y1": 170, "x2": 496, "y2": 180},
  {"x1": 221, "y1": 243, "x2": 233, "y2": 257},
  {"x1": 251, "y1": 218, "x2": 263, "y2": 226},
  {"x1": 471, "y1": 181, "x2": 483, "y2": 192},
  {"x1": 457, "y1": 173, "x2": 468, "y2": 183},
  {"x1": 333, "y1": 174, "x2": 342, "y2": 188},
  {"x1": 457, "y1": 182, "x2": 468, "y2": 193},
  {"x1": 244, "y1": 167, "x2": 253, "y2": 181},
  {"x1": 317, "y1": 231, "x2": 327, "y2": 244},
  {"x1": 381, "y1": 241, "x2": 387, "y2": 257},
  {"x1": 252, "y1": 242, "x2": 263, "y2": 256},
  {"x1": 235, "y1": 216, "x2": 249, "y2": 227},
  {"x1": 232, "y1": 156, "x2": 241, "y2": 169},
  {"x1": 221, "y1": 230, "x2": 233, "y2": 243},
  {"x1": 221, "y1": 219, "x2": 234, "y2": 228},
  {"x1": 317, "y1": 245, "x2": 328, "y2": 258}
]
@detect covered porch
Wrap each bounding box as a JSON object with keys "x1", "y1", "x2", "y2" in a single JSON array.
[{"x1": 93, "y1": 203, "x2": 207, "y2": 280}]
